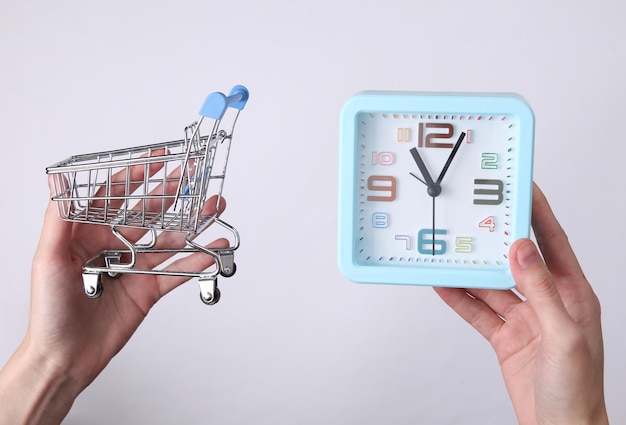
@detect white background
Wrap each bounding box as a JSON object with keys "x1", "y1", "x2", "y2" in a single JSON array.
[{"x1": 1, "y1": 0, "x2": 624, "y2": 423}]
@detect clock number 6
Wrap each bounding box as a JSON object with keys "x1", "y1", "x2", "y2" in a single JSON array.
[
  {"x1": 367, "y1": 175, "x2": 397, "y2": 202},
  {"x1": 417, "y1": 229, "x2": 447, "y2": 255}
]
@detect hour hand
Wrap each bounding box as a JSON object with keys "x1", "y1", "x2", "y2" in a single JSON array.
[{"x1": 409, "y1": 147, "x2": 435, "y2": 187}]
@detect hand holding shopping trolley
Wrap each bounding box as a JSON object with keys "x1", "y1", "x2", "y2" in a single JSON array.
[{"x1": 46, "y1": 85, "x2": 249, "y2": 305}]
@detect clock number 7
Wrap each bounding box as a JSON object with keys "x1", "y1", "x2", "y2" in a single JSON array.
[{"x1": 367, "y1": 175, "x2": 397, "y2": 202}]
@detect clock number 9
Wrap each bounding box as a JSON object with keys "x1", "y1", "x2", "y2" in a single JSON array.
[{"x1": 367, "y1": 175, "x2": 397, "y2": 202}]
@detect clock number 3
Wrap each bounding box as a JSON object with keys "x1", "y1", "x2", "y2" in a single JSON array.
[
  {"x1": 473, "y1": 179, "x2": 504, "y2": 205},
  {"x1": 367, "y1": 175, "x2": 397, "y2": 202}
]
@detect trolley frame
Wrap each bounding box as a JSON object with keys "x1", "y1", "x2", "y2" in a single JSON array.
[{"x1": 46, "y1": 85, "x2": 249, "y2": 304}]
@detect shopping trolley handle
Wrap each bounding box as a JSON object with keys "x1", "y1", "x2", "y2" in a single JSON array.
[{"x1": 199, "y1": 85, "x2": 249, "y2": 120}]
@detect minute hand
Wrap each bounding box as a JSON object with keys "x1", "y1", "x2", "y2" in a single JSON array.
[{"x1": 436, "y1": 132, "x2": 466, "y2": 185}]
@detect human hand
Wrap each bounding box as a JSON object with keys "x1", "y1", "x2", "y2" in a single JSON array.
[
  {"x1": 434, "y1": 184, "x2": 608, "y2": 425},
  {"x1": 0, "y1": 174, "x2": 227, "y2": 424}
]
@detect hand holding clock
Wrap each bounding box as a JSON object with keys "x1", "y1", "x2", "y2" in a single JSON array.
[{"x1": 435, "y1": 183, "x2": 609, "y2": 425}]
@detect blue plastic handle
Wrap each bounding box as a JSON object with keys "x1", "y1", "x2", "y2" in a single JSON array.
[{"x1": 198, "y1": 85, "x2": 249, "y2": 119}]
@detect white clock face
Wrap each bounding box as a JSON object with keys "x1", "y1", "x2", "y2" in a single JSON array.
[{"x1": 355, "y1": 111, "x2": 521, "y2": 270}]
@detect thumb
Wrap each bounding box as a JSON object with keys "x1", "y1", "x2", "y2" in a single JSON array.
[{"x1": 510, "y1": 238, "x2": 572, "y2": 332}]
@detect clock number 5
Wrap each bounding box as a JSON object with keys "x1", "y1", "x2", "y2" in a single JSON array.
[
  {"x1": 473, "y1": 179, "x2": 504, "y2": 205},
  {"x1": 367, "y1": 175, "x2": 397, "y2": 202}
]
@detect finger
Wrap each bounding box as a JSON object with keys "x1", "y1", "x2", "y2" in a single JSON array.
[
  {"x1": 434, "y1": 286, "x2": 505, "y2": 342},
  {"x1": 465, "y1": 287, "x2": 523, "y2": 319},
  {"x1": 529, "y1": 183, "x2": 599, "y2": 314},
  {"x1": 509, "y1": 238, "x2": 573, "y2": 333},
  {"x1": 113, "y1": 164, "x2": 185, "y2": 242},
  {"x1": 120, "y1": 194, "x2": 226, "y2": 258},
  {"x1": 155, "y1": 237, "x2": 231, "y2": 297},
  {"x1": 92, "y1": 148, "x2": 168, "y2": 209},
  {"x1": 531, "y1": 183, "x2": 584, "y2": 279}
]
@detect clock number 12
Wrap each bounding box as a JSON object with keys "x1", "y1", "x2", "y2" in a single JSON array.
[{"x1": 418, "y1": 123, "x2": 454, "y2": 149}]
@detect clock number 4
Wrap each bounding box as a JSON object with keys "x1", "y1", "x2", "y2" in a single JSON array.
[
  {"x1": 478, "y1": 216, "x2": 496, "y2": 232},
  {"x1": 367, "y1": 175, "x2": 397, "y2": 202}
]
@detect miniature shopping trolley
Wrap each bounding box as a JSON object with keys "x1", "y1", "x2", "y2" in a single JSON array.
[{"x1": 46, "y1": 85, "x2": 249, "y2": 305}]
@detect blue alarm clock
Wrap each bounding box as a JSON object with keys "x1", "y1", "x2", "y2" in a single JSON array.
[{"x1": 338, "y1": 91, "x2": 535, "y2": 289}]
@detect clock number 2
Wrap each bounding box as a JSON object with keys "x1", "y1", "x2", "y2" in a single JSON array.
[{"x1": 367, "y1": 175, "x2": 397, "y2": 202}]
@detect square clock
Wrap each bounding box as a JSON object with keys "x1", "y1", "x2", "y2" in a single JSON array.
[{"x1": 338, "y1": 91, "x2": 535, "y2": 289}]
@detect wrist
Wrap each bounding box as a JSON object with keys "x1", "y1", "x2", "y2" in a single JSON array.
[
  {"x1": 588, "y1": 402, "x2": 610, "y2": 425},
  {"x1": 0, "y1": 335, "x2": 82, "y2": 425}
]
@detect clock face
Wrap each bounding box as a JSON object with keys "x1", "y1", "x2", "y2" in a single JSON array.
[{"x1": 338, "y1": 92, "x2": 534, "y2": 289}]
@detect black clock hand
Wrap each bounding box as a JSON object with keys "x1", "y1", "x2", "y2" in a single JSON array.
[
  {"x1": 409, "y1": 147, "x2": 441, "y2": 197},
  {"x1": 410, "y1": 147, "x2": 439, "y2": 255},
  {"x1": 436, "y1": 132, "x2": 466, "y2": 185},
  {"x1": 410, "y1": 172, "x2": 427, "y2": 186},
  {"x1": 431, "y1": 196, "x2": 436, "y2": 255},
  {"x1": 409, "y1": 147, "x2": 435, "y2": 186}
]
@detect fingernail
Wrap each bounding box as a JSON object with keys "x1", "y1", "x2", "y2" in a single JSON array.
[{"x1": 517, "y1": 241, "x2": 541, "y2": 269}]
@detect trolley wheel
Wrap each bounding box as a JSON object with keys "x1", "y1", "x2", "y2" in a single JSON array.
[
  {"x1": 200, "y1": 287, "x2": 221, "y2": 305},
  {"x1": 221, "y1": 262, "x2": 237, "y2": 278},
  {"x1": 83, "y1": 273, "x2": 103, "y2": 299}
]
